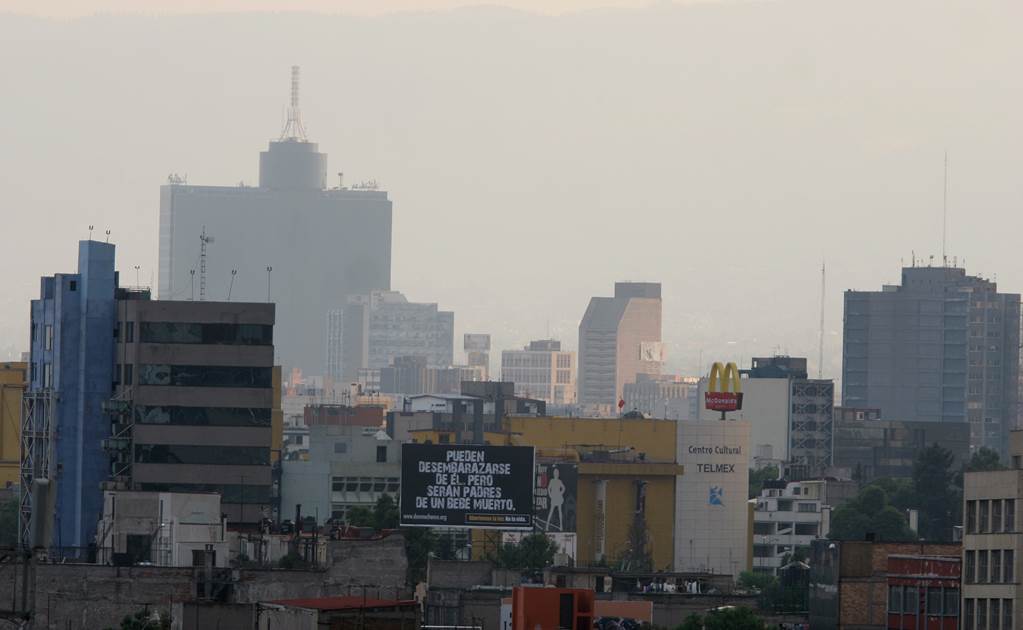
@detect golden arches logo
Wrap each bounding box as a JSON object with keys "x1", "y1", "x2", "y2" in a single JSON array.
[{"x1": 705, "y1": 361, "x2": 744, "y2": 412}]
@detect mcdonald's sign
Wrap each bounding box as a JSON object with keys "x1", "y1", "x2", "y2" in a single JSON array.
[{"x1": 705, "y1": 362, "x2": 743, "y2": 412}]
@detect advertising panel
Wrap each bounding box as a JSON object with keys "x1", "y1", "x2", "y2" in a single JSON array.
[
  {"x1": 400, "y1": 443, "x2": 534, "y2": 529},
  {"x1": 534, "y1": 462, "x2": 577, "y2": 533}
]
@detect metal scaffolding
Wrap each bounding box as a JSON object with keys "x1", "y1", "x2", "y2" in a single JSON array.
[
  {"x1": 789, "y1": 379, "x2": 835, "y2": 479},
  {"x1": 19, "y1": 389, "x2": 55, "y2": 551}
]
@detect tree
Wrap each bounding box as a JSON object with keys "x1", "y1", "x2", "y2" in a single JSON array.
[
  {"x1": 966, "y1": 447, "x2": 1004, "y2": 472},
  {"x1": 912, "y1": 444, "x2": 958, "y2": 540},
  {"x1": 617, "y1": 514, "x2": 653, "y2": 572},
  {"x1": 748, "y1": 465, "x2": 779, "y2": 499},
  {"x1": 345, "y1": 505, "x2": 374, "y2": 528},
  {"x1": 676, "y1": 607, "x2": 766, "y2": 630},
  {"x1": 492, "y1": 533, "x2": 558, "y2": 572},
  {"x1": 829, "y1": 485, "x2": 916, "y2": 542},
  {"x1": 373, "y1": 494, "x2": 399, "y2": 529},
  {"x1": 403, "y1": 527, "x2": 436, "y2": 583}
]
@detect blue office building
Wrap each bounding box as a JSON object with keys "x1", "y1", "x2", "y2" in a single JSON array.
[{"x1": 28, "y1": 240, "x2": 117, "y2": 555}]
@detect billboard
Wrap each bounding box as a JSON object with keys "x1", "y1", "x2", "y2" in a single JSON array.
[
  {"x1": 534, "y1": 462, "x2": 577, "y2": 533},
  {"x1": 400, "y1": 443, "x2": 534, "y2": 529},
  {"x1": 705, "y1": 361, "x2": 743, "y2": 412}
]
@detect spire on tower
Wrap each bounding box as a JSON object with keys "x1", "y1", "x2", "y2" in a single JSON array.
[{"x1": 280, "y1": 65, "x2": 308, "y2": 141}]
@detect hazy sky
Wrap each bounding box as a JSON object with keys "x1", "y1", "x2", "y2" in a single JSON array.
[{"x1": 2, "y1": 0, "x2": 1022, "y2": 381}]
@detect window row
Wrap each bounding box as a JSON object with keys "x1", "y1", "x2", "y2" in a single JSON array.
[
  {"x1": 138, "y1": 482, "x2": 271, "y2": 504},
  {"x1": 134, "y1": 405, "x2": 271, "y2": 427},
  {"x1": 964, "y1": 597, "x2": 1013, "y2": 630},
  {"x1": 134, "y1": 444, "x2": 270, "y2": 466},
  {"x1": 887, "y1": 585, "x2": 959, "y2": 616},
  {"x1": 331, "y1": 476, "x2": 400, "y2": 493},
  {"x1": 964, "y1": 549, "x2": 1015, "y2": 584},
  {"x1": 966, "y1": 498, "x2": 1016, "y2": 534},
  {"x1": 753, "y1": 522, "x2": 819, "y2": 536},
  {"x1": 139, "y1": 365, "x2": 272, "y2": 388},
  {"x1": 137, "y1": 322, "x2": 273, "y2": 346}
]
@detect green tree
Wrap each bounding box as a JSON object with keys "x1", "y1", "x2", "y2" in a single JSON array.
[
  {"x1": 737, "y1": 570, "x2": 774, "y2": 592},
  {"x1": 829, "y1": 485, "x2": 916, "y2": 542},
  {"x1": 345, "y1": 505, "x2": 374, "y2": 527},
  {"x1": 966, "y1": 447, "x2": 1004, "y2": 472},
  {"x1": 697, "y1": 607, "x2": 766, "y2": 630},
  {"x1": 677, "y1": 614, "x2": 704, "y2": 630},
  {"x1": 373, "y1": 494, "x2": 399, "y2": 529},
  {"x1": 492, "y1": 533, "x2": 558, "y2": 572},
  {"x1": 912, "y1": 444, "x2": 958, "y2": 540},
  {"x1": 403, "y1": 527, "x2": 436, "y2": 583},
  {"x1": 748, "y1": 465, "x2": 779, "y2": 499}
]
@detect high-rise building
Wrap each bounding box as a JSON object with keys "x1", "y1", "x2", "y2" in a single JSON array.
[
  {"x1": 501, "y1": 339, "x2": 576, "y2": 405},
  {"x1": 962, "y1": 430, "x2": 1023, "y2": 629},
  {"x1": 336, "y1": 290, "x2": 454, "y2": 382},
  {"x1": 842, "y1": 265, "x2": 1021, "y2": 454},
  {"x1": 26, "y1": 240, "x2": 277, "y2": 555},
  {"x1": 464, "y1": 334, "x2": 491, "y2": 381},
  {"x1": 577, "y1": 282, "x2": 662, "y2": 410},
  {"x1": 110, "y1": 296, "x2": 277, "y2": 529},
  {"x1": 158, "y1": 67, "x2": 392, "y2": 374}
]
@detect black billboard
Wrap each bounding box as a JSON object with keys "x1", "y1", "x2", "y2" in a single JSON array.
[
  {"x1": 400, "y1": 443, "x2": 535, "y2": 529},
  {"x1": 534, "y1": 462, "x2": 577, "y2": 533}
]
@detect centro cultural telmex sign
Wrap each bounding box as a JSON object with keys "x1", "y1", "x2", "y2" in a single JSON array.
[{"x1": 704, "y1": 361, "x2": 743, "y2": 413}]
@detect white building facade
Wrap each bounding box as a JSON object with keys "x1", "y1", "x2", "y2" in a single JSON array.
[
  {"x1": 674, "y1": 419, "x2": 751, "y2": 576},
  {"x1": 501, "y1": 339, "x2": 576, "y2": 405},
  {"x1": 752, "y1": 480, "x2": 831, "y2": 575}
]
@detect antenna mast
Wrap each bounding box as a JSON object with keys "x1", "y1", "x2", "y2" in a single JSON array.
[
  {"x1": 199, "y1": 226, "x2": 214, "y2": 301},
  {"x1": 942, "y1": 151, "x2": 948, "y2": 266},
  {"x1": 280, "y1": 65, "x2": 308, "y2": 141},
  {"x1": 818, "y1": 262, "x2": 825, "y2": 379}
]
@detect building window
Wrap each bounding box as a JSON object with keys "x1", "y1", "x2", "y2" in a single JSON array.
[
  {"x1": 1004, "y1": 599, "x2": 1013, "y2": 630},
  {"x1": 966, "y1": 551, "x2": 976, "y2": 583},
  {"x1": 376, "y1": 445, "x2": 387, "y2": 463},
  {"x1": 30, "y1": 323, "x2": 36, "y2": 342},
  {"x1": 1005, "y1": 549, "x2": 1014, "y2": 583},
  {"x1": 138, "y1": 365, "x2": 272, "y2": 388},
  {"x1": 1006, "y1": 499, "x2": 1015, "y2": 531},
  {"x1": 964, "y1": 598, "x2": 974, "y2": 630},
  {"x1": 993, "y1": 550, "x2": 1002, "y2": 583},
  {"x1": 386, "y1": 478, "x2": 399, "y2": 492},
  {"x1": 125, "y1": 322, "x2": 134, "y2": 343},
  {"x1": 903, "y1": 586, "x2": 918, "y2": 614},
  {"x1": 926, "y1": 588, "x2": 942, "y2": 615},
  {"x1": 439, "y1": 433, "x2": 451, "y2": 444},
  {"x1": 776, "y1": 500, "x2": 793, "y2": 512},
  {"x1": 134, "y1": 406, "x2": 271, "y2": 427},
  {"x1": 979, "y1": 550, "x2": 989, "y2": 583},
  {"x1": 797, "y1": 502, "x2": 817, "y2": 513},
  {"x1": 334, "y1": 442, "x2": 348, "y2": 455},
  {"x1": 134, "y1": 444, "x2": 270, "y2": 466},
  {"x1": 139, "y1": 322, "x2": 272, "y2": 346},
  {"x1": 44, "y1": 325, "x2": 53, "y2": 351},
  {"x1": 794, "y1": 523, "x2": 818, "y2": 536},
  {"x1": 943, "y1": 589, "x2": 959, "y2": 616},
  {"x1": 980, "y1": 500, "x2": 990, "y2": 532},
  {"x1": 994, "y1": 500, "x2": 1003, "y2": 532},
  {"x1": 753, "y1": 522, "x2": 773, "y2": 535},
  {"x1": 69, "y1": 280, "x2": 76, "y2": 291},
  {"x1": 123, "y1": 364, "x2": 133, "y2": 386},
  {"x1": 753, "y1": 545, "x2": 772, "y2": 558},
  {"x1": 991, "y1": 600, "x2": 1001, "y2": 630},
  {"x1": 43, "y1": 363, "x2": 52, "y2": 388},
  {"x1": 888, "y1": 585, "x2": 902, "y2": 613}
]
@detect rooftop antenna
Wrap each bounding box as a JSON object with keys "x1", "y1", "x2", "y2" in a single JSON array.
[
  {"x1": 227, "y1": 269, "x2": 238, "y2": 301},
  {"x1": 280, "y1": 65, "x2": 307, "y2": 141},
  {"x1": 818, "y1": 261, "x2": 825, "y2": 379},
  {"x1": 199, "y1": 226, "x2": 214, "y2": 301},
  {"x1": 942, "y1": 151, "x2": 948, "y2": 267},
  {"x1": 105, "y1": 229, "x2": 111, "y2": 243},
  {"x1": 88, "y1": 225, "x2": 94, "y2": 240}
]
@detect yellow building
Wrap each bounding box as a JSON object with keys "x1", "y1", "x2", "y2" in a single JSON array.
[
  {"x1": 403, "y1": 416, "x2": 682, "y2": 570},
  {"x1": 0, "y1": 362, "x2": 26, "y2": 488}
]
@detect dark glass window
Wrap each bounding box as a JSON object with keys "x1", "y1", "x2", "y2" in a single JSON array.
[
  {"x1": 376, "y1": 445, "x2": 387, "y2": 463},
  {"x1": 134, "y1": 406, "x2": 271, "y2": 427},
  {"x1": 138, "y1": 483, "x2": 270, "y2": 503},
  {"x1": 138, "y1": 365, "x2": 272, "y2": 388},
  {"x1": 125, "y1": 322, "x2": 134, "y2": 343},
  {"x1": 140, "y1": 322, "x2": 272, "y2": 346},
  {"x1": 134, "y1": 444, "x2": 270, "y2": 466}
]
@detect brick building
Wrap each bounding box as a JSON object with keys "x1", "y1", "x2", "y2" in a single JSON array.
[{"x1": 809, "y1": 540, "x2": 961, "y2": 630}]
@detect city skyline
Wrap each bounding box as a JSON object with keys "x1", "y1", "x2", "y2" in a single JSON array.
[{"x1": 3, "y1": 1, "x2": 1022, "y2": 382}]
